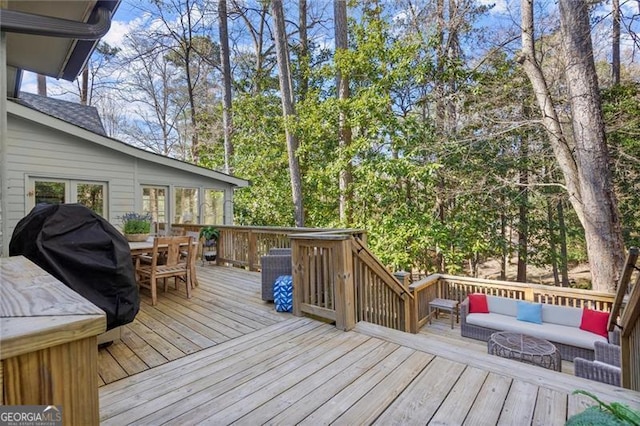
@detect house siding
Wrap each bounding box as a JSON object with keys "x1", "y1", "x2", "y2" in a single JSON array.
[{"x1": 4, "y1": 113, "x2": 239, "y2": 255}]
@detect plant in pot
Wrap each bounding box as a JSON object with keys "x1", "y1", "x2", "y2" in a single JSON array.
[
  {"x1": 121, "y1": 212, "x2": 152, "y2": 242},
  {"x1": 199, "y1": 226, "x2": 219, "y2": 262}
]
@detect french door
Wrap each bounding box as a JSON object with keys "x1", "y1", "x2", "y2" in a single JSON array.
[{"x1": 28, "y1": 178, "x2": 107, "y2": 217}]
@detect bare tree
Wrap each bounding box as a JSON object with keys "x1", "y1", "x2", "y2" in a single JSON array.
[
  {"x1": 334, "y1": 0, "x2": 352, "y2": 225},
  {"x1": 146, "y1": 0, "x2": 215, "y2": 163},
  {"x1": 271, "y1": 0, "x2": 304, "y2": 226},
  {"x1": 219, "y1": 0, "x2": 234, "y2": 174},
  {"x1": 612, "y1": 0, "x2": 620, "y2": 85},
  {"x1": 518, "y1": 0, "x2": 624, "y2": 292},
  {"x1": 119, "y1": 31, "x2": 188, "y2": 157},
  {"x1": 37, "y1": 74, "x2": 47, "y2": 96},
  {"x1": 230, "y1": 0, "x2": 275, "y2": 94}
]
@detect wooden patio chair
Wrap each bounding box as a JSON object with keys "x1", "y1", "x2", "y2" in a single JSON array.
[{"x1": 135, "y1": 236, "x2": 193, "y2": 305}]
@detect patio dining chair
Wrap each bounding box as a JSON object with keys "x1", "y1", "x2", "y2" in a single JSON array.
[{"x1": 135, "y1": 236, "x2": 193, "y2": 305}]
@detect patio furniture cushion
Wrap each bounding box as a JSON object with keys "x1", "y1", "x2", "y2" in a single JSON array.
[
  {"x1": 579, "y1": 307, "x2": 610, "y2": 338},
  {"x1": 461, "y1": 295, "x2": 610, "y2": 361},
  {"x1": 516, "y1": 301, "x2": 542, "y2": 324},
  {"x1": 261, "y1": 248, "x2": 292, "y2": 302},
  {"x1": 468, "y1": 293, "x2": 489, "y2": 313},
  {"x1": 274, "y1": 275, "x2": 293, "y2": 312},
  {"x1": 467, "y1": 312, "x2": 605, "y2": 349}
]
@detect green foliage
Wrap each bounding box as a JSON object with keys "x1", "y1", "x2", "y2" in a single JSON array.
[
  {"x1": 602, "y1": 83, "x2": 640, "y2": 248},
  {"x1": 188, "y1": 0, "x2": 634, "y2": 280},
  {"x1": 567, "y1": 390, "x2": 640, "y2": 426},
  {"x1": 199, "y1": 226, "x2": 219, "y2": 241},
  {"x1": 121, "y1": 212, "x2": 152, "y2": 234}
]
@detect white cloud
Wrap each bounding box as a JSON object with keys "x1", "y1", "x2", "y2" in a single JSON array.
[
  {"x1": 102, "y1": 20, "x2": 133, "y2": 47},
  {"x1": 477, "y1": 0, "x2": 509, "y2": 15}
]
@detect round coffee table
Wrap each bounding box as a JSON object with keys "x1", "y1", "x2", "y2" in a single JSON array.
[{"x1": 488, "y1": 331, "x2": 561, "y2": 371}]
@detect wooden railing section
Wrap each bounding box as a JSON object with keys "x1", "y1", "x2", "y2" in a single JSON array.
[
  {"x1": 351, "y1": 238, "x2": 413, "y2": 332},
  {"x1": 172, "y1": 224, "x2": 365, "y2": 271},
  {"x1": 621, "y1": 280, "x2": 640, "y2": 390},
  {"x1": 409, "y1": 274, "x2": 617, "y2": 333},
  {"x1": 609, "y1": 247, "x2": 640, "y2": 391},
  {"x1": 171, "y1": 223, "x2": 640, "y2": 387},
  {"x1": 291, "y1": 233, "x2": 413, "y2": 332}
]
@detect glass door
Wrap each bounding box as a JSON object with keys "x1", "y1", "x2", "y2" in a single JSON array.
[{"x1": 28, "y1": 178, "x2": 108, "y2": 217}]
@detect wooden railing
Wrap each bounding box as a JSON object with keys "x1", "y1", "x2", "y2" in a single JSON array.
[
  {"x1": 609, "y1": 247, "x2": 640, "y2": 391},
  {"x1": 171, "y1": 223, "x2": 640, "y2": 388},
  {"x1": 291, "y1": 232, "x2": 413, "y2": 332},
  {"x1": 171, "y1": 224, "x2": 365, "y2": 271},
  {"x1": 621, "y1": 280, "x2": 640, "y2": 390},
  {"x1": 409, "y1": 274, "x2": 617, "y2": 333}
]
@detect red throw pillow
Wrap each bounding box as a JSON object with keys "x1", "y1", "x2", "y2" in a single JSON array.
[
  {"x1": 579, "y1": 307, "x2": 610, "y2": 338},
  {"x1": 468, "y1": 293, "x2": 489, "y2": 314}
]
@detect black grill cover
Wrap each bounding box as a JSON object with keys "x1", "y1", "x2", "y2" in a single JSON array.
[{"x1": 9, "y1": 204, "x2": 139, "y2": 330}]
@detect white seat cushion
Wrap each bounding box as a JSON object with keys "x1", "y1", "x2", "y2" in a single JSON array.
[{"x1": 466, "y1": 313, "x2": 607, "y2": 350}]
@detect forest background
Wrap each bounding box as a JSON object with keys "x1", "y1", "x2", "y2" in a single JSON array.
[{"x1": 29, "y1": 0, "x2": 640, "y2": 291}]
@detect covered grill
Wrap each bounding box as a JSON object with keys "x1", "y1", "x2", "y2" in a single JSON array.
[{"x1": 9, "y1": 203, "x2": 139, "y2": 330}]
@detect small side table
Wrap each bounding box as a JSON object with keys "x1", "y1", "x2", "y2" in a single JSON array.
[{"x1": 428, "y1": 298, "x2": 459, "y2": 329}]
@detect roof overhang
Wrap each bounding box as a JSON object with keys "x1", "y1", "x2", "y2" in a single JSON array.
[
  {"x1": 7, "y1": 101, "x2": 251, "y2": 188},
  {"x1": 1, "y1": 0, "x2": 120, "y2": 97}
]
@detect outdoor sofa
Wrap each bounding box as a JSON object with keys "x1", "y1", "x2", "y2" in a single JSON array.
[{"x1": 460, "y1": 294, "x2": 613, "y2": 361}]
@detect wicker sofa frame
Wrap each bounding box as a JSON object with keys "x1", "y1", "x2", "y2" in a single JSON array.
[
  {"x1": 460, "y1": 297, "x2": 610, "y2": 362},
  {"x1": 260, "y1": 248, "x2": 292, "y2": 302},
  {"x1": 574, "y1": 341, "x2": 621, "y2": 386}
]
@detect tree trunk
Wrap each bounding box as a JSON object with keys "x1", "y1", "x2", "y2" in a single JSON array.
[
  {"x1": 558, "y1": 0, "x2": 624, "y2": 292},
  {"x1": 557, "y1": 200, "x2": 570, "y2": 287},
  {"x1": 299, "y1": 0, "x2": 309, "y2": 100},
  {"x1": 271, "y1": 0, "x2": 304, "y2": 227},
  {"x1": 500, "y1": 208, "x2": 507, "y2": 280},
  {"x1": 334, "y1": 0, "x2": 353, "y2": 225},
  {"x1": 519, "y1": 0, "x2": 624, "y2": 292},
  {"x1": 37, "y1": 74, "x2": 47, "y2": 97},
  {"x1": 517, "y1": 136, "x2": 529, "y2": 283},
  {"x1": 518, "y1": 0, "x2": 583, "y2": 224},
  {"x1": 612, "y1": 0, "x2": 620, "y2": 85},
  {"x1": 547, "y1": 198, "x2": 560, "y2": 286},
  {"x1": 219, "y1": 0, "x2": 234, "y2": 174},
  {"x1": 81, "y1": 67, "x2": 89, "y2": 105}
]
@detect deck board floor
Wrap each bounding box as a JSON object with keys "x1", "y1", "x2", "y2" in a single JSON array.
[{"x1": 99, "y1": 266, "x2": 640, "y2": 424}]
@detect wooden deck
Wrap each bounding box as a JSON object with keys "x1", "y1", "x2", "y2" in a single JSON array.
[
  {"x1": 99, "y1": 266, "x2": 640, "y2": 424},
  {"x1": 97, "y1": 266, "x2": 289, "y2": 385}
]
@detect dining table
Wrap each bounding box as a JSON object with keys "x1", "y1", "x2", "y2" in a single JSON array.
[{"x1": 128, "y1": 236, "x2": 199, "y2": 288}]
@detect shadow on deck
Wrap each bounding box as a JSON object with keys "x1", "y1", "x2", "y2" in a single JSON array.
[{"x1": 99, "y1": 266, "x2": 640, "y2": 424}]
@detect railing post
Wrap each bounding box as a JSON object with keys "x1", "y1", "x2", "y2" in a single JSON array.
[
  {"x1": 334, "y1": 238, "x2": 356, "y2": 331},
  {"x1": 215, "y1": 229, "x2": 223, "y2": 266},
  {"x1": 524, "y1": 287, "x2": 534, "y2": 301},
  {"x1": 292, "y1": 239, "x2": 303, "y2": 318},
  {"x1": 248, "y1": 229, "x2": 257, "y2": 271}
]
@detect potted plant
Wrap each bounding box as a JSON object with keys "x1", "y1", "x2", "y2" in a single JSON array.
[
  {"x1": 199, "y1": 226, "x2": 219, "y2": 262},
  {"x1": 566, "y1": 390, "x2": 640, "y2": 425},
  {"x1": 199, "y1": 226, "x2": 219, "y2": 247},
  {"x1": 121, "y1": 212, "x2": 152, "y2": 242}
]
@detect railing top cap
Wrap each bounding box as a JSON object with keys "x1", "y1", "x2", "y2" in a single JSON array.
[{"x1": 289, "y1": 233, "x2": 352, "y2": 240}]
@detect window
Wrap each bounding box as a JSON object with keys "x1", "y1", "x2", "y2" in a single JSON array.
[
  {"x1": 35, "y1": 180, "x2": 66, "y2": 205},
  {"x1": 203, "y1": 189, "x2": 224, "y2": 224},
  {"x1": 142, "y1": 186, "x2": 167, "y2": 223},
  {"x1": 75, "y1": 182, "x2": 105, "y2": 215},
  {"x1": 174, "y1": 187, "x2": 198, "y2": 224},
  {"x1": 30, "y1": 178, "x2": 107, "y2": 217}
]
